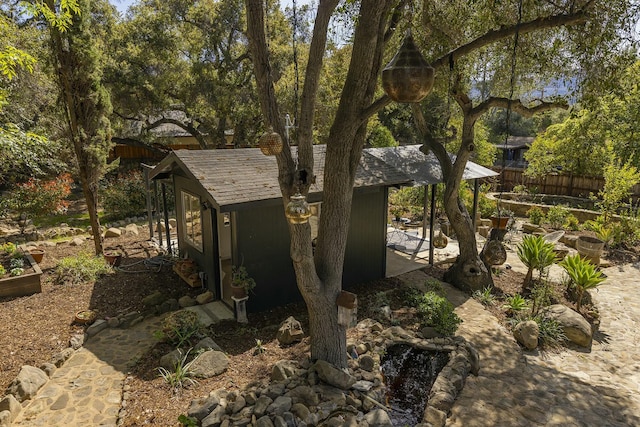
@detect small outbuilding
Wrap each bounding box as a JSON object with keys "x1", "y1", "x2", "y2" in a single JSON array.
[{"x1": 148, "y1": 145, "x2": 496, "y2": 312}]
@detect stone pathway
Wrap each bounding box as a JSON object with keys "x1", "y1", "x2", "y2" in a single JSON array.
[
  {"x1": 11, "y1": 301, "x2": 233, "y2": 426},
  {"x1": 442, "y1": 259, "x2": 640, "y2": 426}
]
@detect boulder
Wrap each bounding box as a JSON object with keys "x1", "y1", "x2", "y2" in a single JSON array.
[
  {"x1": 7, "y1": 365, "x2": 49, "y2": 402},
  {"x1": 179, "y1": 295, "x2": 197, "y2": 308},
  {"x1": 104, "y1": 227, "x2": 122, "y2": 238},
  {"x1": 271, "y1": 360, "x2": 299, "y2": 382},
  {"x1": 358, "y1": 355, "x2": 375, "y2": 372},
  {"x1": 0, "y1": 395, "x2": 21, "y2": 421},
  {"x1": 86, "y1": 319, "x2": 108, "y2": 337},
  {"x1": 313, "y1": 360, "x2": 356, "y2": 390},
  {"x1": 276, "y1": 316, "x2": 305, "y2": 345},
  {"x1": 364, "y1": 408, "x2": 393, "y2": 427},
  {"x1": 69, "y1": 237, "x2": 85, "y2": 246},
  {"x1": 285, "y1": 385, "x2": 319, "y2": 407},
  {"x1": 125, "y1": 223, "x2": 139, "y2": 236},
  {"x1": 159, "y1": 349, "x2": 185, "y2": 370},
  {"x1": 253, "y1": 395, "x2": 273, "y2": 417},
  {"x1": 50, "y1": 348, "x2": 74, "y2": 367},
  {"x1": 190, "y1": 350, "x2": 230, "y2": 378},
  {"x1": 266, "y1": 396, "x2": 292, "y2": 415},
  {"x1": 194, "y1": 337, "x2": 223, "y2": 352},
  {"x1": 196, "y1": 291, "x2": 214, "y2": 305},
  {"x1": 142, "y1": 291, "x2": 165, "y2": 308},
  {"x1": 513, "y1": 320, "x2": 539, "y2": 350},
  {"x1": 542, "y1": 304, "x2": 593, "y2": 347}
]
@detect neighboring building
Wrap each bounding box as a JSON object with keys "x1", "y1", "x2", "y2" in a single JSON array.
[
  {"x1": 494, "y1": 136, "x2": 534, "y2": 169},
  {"x1": 149, "y1": 145, "x2": 496, "y2": 312}
]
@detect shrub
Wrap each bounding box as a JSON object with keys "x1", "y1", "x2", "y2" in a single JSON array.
[
  {"x1": 412, "y1": 291, "x2": 462, "y2": 336},
  {"x1": 472, "y1": 286, "x2": 495, "y2": 306},
  {"x1": 54, "y1": 252, "x2": 111, "y2": 285},
  {"x1": 157, "y1": 349, "x2": 198, "y2": 392},
  {"x1": 559, "y1": 254, "x2": 606, "y2": 312},
  {"x1": 0, "y1": 265, "x2": 5, "y2": 276},
  {"x1": 534, "y1": 316, "x2": 567, "y2": 349},
  {"x1": 529, "y1": 280, "x2": 555, "y2": 315},
  {"x1": 563, "y1": 214, "x2": 580, "y2": 231},
  {"x1": 526, "y1": 206, "x2": 545, "y2": 225},
  {"x1": 502, "y1": 294, "x2": 529, "y2": 314},
  {"x1": 517, "y1": 235, "x2": 556, "y2": 291},
  {"x1": 159, "y1": 310, "x2": 203, "y2": 348},
  {"x1": 546, "y1": 205, "x2": 569, "y2": 229},
  {"x1": 101, "y1": 170, "x2": 147, "y2": 220},
  {"x1": 1, "y1": 174, "x2": 72, "y2": 224}
]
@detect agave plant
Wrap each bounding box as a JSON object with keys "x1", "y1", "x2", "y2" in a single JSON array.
[
  {"x1": 559, "y1": 254, "x2": 606, "y2": 312},
  {"x1": 517, "y1": 235, "x2": 557, "y2": 291}
]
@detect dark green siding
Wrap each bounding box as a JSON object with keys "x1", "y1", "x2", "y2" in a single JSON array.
[
  {"x1": 343, "y1": 188, "x2": 387, "y2": 287},
  {"x1": 234, "y1": 204, "x2": 299, "y2": 312}
]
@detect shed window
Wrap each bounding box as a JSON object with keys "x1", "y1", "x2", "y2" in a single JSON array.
[{"x1": 182, "y1": 191, "x2": 203, "y2": 251}]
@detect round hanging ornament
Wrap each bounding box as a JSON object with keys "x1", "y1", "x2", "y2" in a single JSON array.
[
  {"x1": 259, "y1": 127, "x2": 283, "y2": 156},
  {"x1": 285, "y1": 193, "x2": 312, "y2": 224},
  {"x1": 382, "y1": 32, "x2": 435, "y2": 103},
  {"x1": 433, "y1": 230, "x2": 448, "y2": 249}
]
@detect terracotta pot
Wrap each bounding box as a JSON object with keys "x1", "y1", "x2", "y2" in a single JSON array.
[
  {"x1": 29, "y1": 249, "x2": 45, "y2": 264},
  {"x1": 231, "y1": 284, "x2": 248, "y2": 299},
  {"x1": 75, "y1": 310, "x2": 97, "y2": 325},
  {"x1": 104, "y1": 252, "x2": 122, "y2": 267},
  {"x1": 490, "y1": 216, "x2": 510, "y2": 230}
]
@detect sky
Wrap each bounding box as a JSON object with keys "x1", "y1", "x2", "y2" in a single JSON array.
[{"x1": 110, "y1": 0, "x2": 310, "y2": 15}]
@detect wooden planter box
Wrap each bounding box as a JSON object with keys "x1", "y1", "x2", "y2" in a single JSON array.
[{"x1": 0, "y1": 252, "x2": 42, "y2": 298}]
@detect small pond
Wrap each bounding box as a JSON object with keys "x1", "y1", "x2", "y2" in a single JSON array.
[{"x1": 381, "y1": 344, "x2": 450, "y2": 426}]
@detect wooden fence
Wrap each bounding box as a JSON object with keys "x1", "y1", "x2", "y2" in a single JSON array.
[
  {"x1": 490, "y1": 167, "x2": 640, "y2": 200},
  {"x1": 108, "y1": 144, "x2": 201, "y2": 162}
]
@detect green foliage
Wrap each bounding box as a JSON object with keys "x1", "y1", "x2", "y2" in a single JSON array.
[
  {"x1": 1, "y1": 242, "x2": 20, "y2": 258},
  {"x1": 231, "y1": 265, "x2": 256, "y2": 293},
  {"x1": 526, "y1": 206, "x2": 545, "y2": 225},
  {"x1": 560, "y1": 255, "x2": 606, "y2": 312},
  {"x1": 0, "y1": 265, "x2": 5, "y2": 276},
  {"x1": 411, "y1": 291, "x2": 462, "y2": 336},
  {"x1": 157, "y1": 349, "x2": 198, "y2": 392},
  {"x1": 529, "y1": 280, "x2": 555, "y2": 315},
  {"x1": 253, "y1": 339, "x2": 266, "y2": 355},
  {"x1": 9, "y1": 258, "x2": 24, "y2": 269},
  {"x1": 534, "y1": 316, "x2": 567, "y2": 349},
  {"x1": 502, "y1": 294, "x2": 529, "y2": 314},
  {"x1": 367, "y1": 122, "x2": 398, "y2": 148},
  {"x1": 597, "y1": 154, "x2": 640, "y2": 221},
  {"x1": 517, "y1": 235, "x2": 556, "y2": 289},
  {"x1": 160, "y1": 311, "x2": 203, "y2": 348},
  {"x1": 563, "y1": 214, "x2": 580, "y2": 231},
  {"x1": 472, "y1": 286, "x2": 495, "y2": 306},
  {"x1": 1, "y1": 174, "x2": 72, "y2": 222},
  {"x1": 54, "y1": 252, "x2": 111, "y2": 285},
  {"x1": 545, "y1": 205, "x2": 570, "y2": 229},
  {"x1": 10, "y1": 267, "x2": 24, "y2": 276},
  {"x1": 178, "y1": 414, "x2": 199, "y2": 427},
  {"x1": 101, "y1": 170, "x2": 147, "y2": 220}
]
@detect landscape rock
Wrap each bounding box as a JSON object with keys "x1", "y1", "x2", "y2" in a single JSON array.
[
  {"x1": 86, "y1": 319, "x2": 108, "y2": 336},
  {"x1": 271, "y1": 360, "x2": 299, "y2": 382},
  {"x1": 365, "y1": 408, "x2": 393, "y2": 426},
  {"x1": 253, "y1": 395, "x2": 273, "y2": 417},
  {"x1": 50, "y1": 348, "x2": 74, "y2": 367},
  {"x1": 104, "y1": 227, "x2": 122, "y2": 238},
  {"x1": 358, "y1": 354, "x2": 375, "y2": 372},
  {"x1": 266, "y1": 396, "x2": 292, "y2": 415},
  {"x1": 187, "y1": 394, "x2": 220, "y2": 421},
  {"x1": 179, "y1": 295, "x2": 197, "y2": 307},
  {"x1": 313, "y1": 360, "x2": 356, "y2": 390},
  {"x1": 107, "y1": 317, "x2": 120, "y2": 328},
  {"x1": 543, "y1": 304, "x2": 593, "y2": 347},
  {"x1": 159, "y1": 349, "x2": 185, "y2": 370},
  {"x1": 39, "y1": 362, "x2": 56, "y2": 377},
  {"x1": 196, "y1": 291, "x2": 214, "y2": 305},
  {"x1": 276, "y1": 316, "x2": 305, "y2": 345},
  {"x1": 69, "y1": 333, "x2": 85, "y2": 350},
  {"x1": 7, "y1": 365, "x2": 49, "y2": 402},
  {"x1": 194, "y1": 337, "x2": 223, "y2": 352},
  {"x1": 0, "y1": 395, "x2": 20, "y2": 421},
  {"x1": 69, "y1": 237, "x2": 85, "y2": 246},
  {"x1": 142, "y1": 291, "x2": 165, "y2": 307},
  {"x1": 0, "y1": 410, "x2": 10, "y2": 427},
  {"x1": 125, "y1": 223, "x2": 139, "y2": 235},
  {"x1": 201, "y1": 404, "x2": 225, "y2": 427},
  {"x1": 190, "y1": 350, "x2": 230, "y2": 378},
  {"x1": 513, "y1": 320, "x2": 539, "y2": 350},
  {"x1": 285, "y1": 385, "x2": 319, "y2": 407}
]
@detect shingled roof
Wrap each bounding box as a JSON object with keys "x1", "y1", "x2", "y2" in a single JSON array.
[
  {"x1": 150, "y1": 145, "x2": 412, "y2": 211},
  {"x1": 150, "y1": 144, "x2": 497, "y2": 211}
]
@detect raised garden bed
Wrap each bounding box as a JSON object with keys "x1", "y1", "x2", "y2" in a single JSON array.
[{"x1": 0, "y1": 252, "x2": 42, "y2": 298}]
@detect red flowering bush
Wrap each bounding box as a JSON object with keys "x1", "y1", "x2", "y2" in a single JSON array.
[{"x1": 1, "y1": 174, "x2": 73, "y2": 220}]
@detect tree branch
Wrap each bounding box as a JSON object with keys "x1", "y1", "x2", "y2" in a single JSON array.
[
  {"x1": 470, "y1": 97, "x2": 569, "y2": 121},
  {"x1": 429, "y1": 11, "x2": 588, "y2": 70},
  {"x1": 411, "y1": 103, "x2": 452, "y2": 178}
]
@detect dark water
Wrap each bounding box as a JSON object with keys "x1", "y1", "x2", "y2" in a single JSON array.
[{"x1": 381, "y1": 344, "x2": 450, "y2": 427}]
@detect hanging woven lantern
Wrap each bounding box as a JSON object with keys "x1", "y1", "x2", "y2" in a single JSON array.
[
  {"x1": 382, "y1": 32, "x2": 435, "y2": 103},
  {"x1": 285, "y1": 193, "x2": 312, "y2": 224},
  {"x1": 433, "y1": 230, "x2": 448, "y2": 249},
  {"x1": 259, "y1": 127, "x2": 283, "y2": 156}
]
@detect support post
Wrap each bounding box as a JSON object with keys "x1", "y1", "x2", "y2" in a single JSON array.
[
  {"x1": 142, "y1": 164, "x2": 154, "y2": 239},
  {"x1": 429, "y1": 184, "x2": 436, "y2": 266},
  {"x1": 472, "y1": 179, "x2": 480, "y2": 232},
  {"x1": 162, "y1": 182, "x2": 171, "y2": 255},
  {"x1": 422, "y1": 185, "x2": 429, "y2": 238},
  {"x1": 154, "y1": 180, "x2": 162, "y2": 247}
]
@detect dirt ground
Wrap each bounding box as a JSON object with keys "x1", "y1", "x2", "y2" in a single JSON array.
[{"x1": 0, "y1": 225, "x2": 617, "y2": 426}]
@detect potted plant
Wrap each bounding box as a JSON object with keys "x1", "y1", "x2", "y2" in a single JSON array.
[
  {"x1": 28, "y1": 248, "x2": 45, "y2": 264},
  {"x1": 103, "y1": 249, "x2": 123, "y2": 267},
  {"x1": 490, "y1": 207, "x2": 513, "y2": 230},
  {"x1": 231, "y1": 265, "x2": 256, "y2": 299}
]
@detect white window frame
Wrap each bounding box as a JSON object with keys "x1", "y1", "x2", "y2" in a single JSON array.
[{"x1": 181, "y1": 190, "x2": 203, "y2": 252}]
